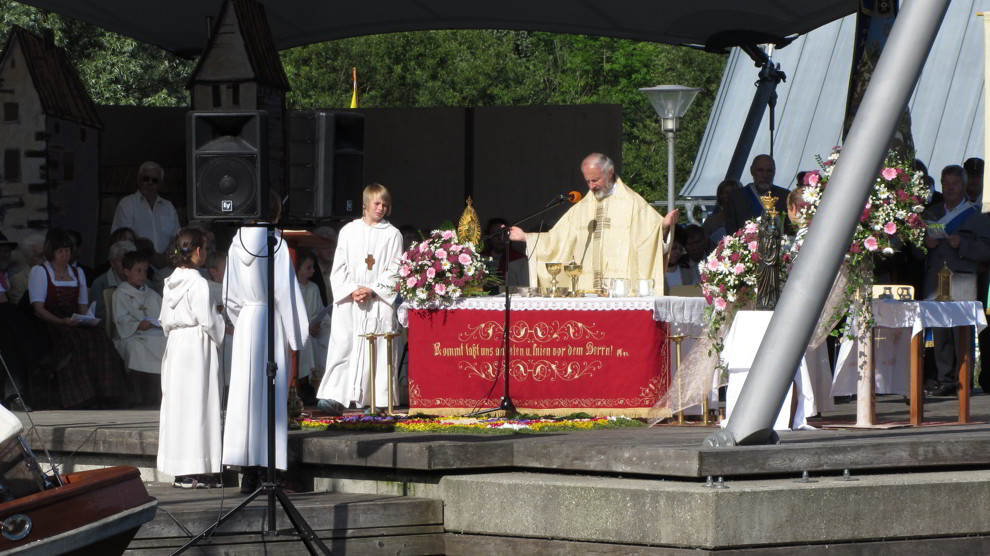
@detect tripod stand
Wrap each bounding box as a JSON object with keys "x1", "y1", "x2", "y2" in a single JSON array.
[
  {"x1": 174, "y1": 225, "x2": 330, "y2": 555},
  {"x1": 468, "y1": 194, "x2": 576, "y2": 417}
]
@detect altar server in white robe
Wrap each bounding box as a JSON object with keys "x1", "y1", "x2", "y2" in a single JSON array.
[
  {"x1": 205, "y1": 251, "x2": 234, "y2": 385},
  {"x1": 317, "y1": 184, "x2": 403, "y2": 414},
  {"x1": 222, "y1": 195, "x2": 308, "y2": 472},
  {"x1": 158, "y1": 228, "x2": 225, "y2": 485},
  {"x1": 112, "y1": 251, "x2": 166, "y2": 375}
]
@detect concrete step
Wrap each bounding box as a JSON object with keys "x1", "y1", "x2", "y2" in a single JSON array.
[
  {"x1": 440, "y1": 469, "x2": 990, "y2": 550},
  {"x1": 126, "y1": 484, "x2": 443, "y2": 555}
]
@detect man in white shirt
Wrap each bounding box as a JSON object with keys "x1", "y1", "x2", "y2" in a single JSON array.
[{"x1": 111, "y1": 161, "x2": 180, "y2": 267}]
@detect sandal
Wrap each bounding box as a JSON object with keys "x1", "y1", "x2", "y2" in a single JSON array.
[{"x1": 173, "y1": 476, "x2": 200, "y2": 489}]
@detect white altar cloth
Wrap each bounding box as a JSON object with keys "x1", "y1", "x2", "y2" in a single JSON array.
[
  {"x1": 398, "y1": 295, "x2": 708, "y2": 327},
  {"x1": 721, "y1": 311, "x2": 815, "y2": 431},
  {"x1": 833, "y1": 300, "x2": 988, "y2": 396}
]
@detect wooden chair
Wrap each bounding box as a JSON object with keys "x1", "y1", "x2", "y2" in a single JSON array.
[{"x1": 103, "y1": 287, "x2": 117, "y2": 340}]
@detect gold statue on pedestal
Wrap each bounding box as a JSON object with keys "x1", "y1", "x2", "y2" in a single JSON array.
[
  {"x1": 935, "y1": 262, "x2": 952, "y2": 301},
  {"x1": 457, "y1": 197, "x2": 482, "y2": 248}
]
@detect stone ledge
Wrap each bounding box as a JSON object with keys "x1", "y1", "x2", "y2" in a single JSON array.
[{"x1": 441, "y1": 470, "x2": 990, "y2": 548}]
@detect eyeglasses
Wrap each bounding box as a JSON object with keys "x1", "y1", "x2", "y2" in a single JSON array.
[{"x1": 141, "y1": 175, "x2": 160, "y2": 184}]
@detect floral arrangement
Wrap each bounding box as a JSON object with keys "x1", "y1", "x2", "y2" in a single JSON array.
[
  {"x1": 790, "y1": 147, "x2": 928, "y2": 336},
  {"x1": 698, "y1": 217, "x2": 793, "y2": 354},
  {"x1": 397, "y1": 229, "x2": 493, "y2": 306},
  {"x1": 300, "y1": 414, "x2": 644, "y2": 434},
  {"x1": 697, "y1": 146, "x2": 929, "y2": 353}
]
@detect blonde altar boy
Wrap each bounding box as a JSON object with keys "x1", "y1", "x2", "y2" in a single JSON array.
[
  {"x1": 158, "y1": 228, "x2": 226, "y2": 489},
  {"x1": 317, "y1": 184, "x2": 403, "y2": 415},
  {"x1": 112, "y1": 250, "x2": 166, "y2": 405}
]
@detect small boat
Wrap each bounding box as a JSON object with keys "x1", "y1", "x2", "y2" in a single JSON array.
[{"x1": 0, "y1": 405, "x2": 157, "y2": 555}]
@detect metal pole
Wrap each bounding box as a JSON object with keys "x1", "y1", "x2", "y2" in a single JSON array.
[
  {"x1": 724, "y1": 62, "x2": 784, "y2": 183},
  {"x1": 666, "y1": 130, "x2": 676, "y2": 212},
  {"x1": 704, "y1": 0, "x2": 951, "y2": 447}
]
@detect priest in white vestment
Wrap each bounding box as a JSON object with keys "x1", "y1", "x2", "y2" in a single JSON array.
[
  {"x1": 222, "y1": 214, "x2": 309, "y2": 471},
  {"x1": 317, "y1": 184, "x2": 403, "y2": 414},
  {"x1": 509, "y1": 153, "x2": 678, "y2": 295}
]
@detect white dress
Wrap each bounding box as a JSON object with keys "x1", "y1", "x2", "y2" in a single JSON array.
[
  {"x1": 158, "y1": 267, "x2": 225, "y2": 477},
  {"x1": 112, "y1": 282, "x2": 166, "y2": 374},
  {"x1": 208, "y1": 280, "x2": 234, "y2": 385},
  {"x1": 317, "y1": 218, "x2": 403, "y2": 408},
  {"x1": 296, "y1": 280, "x2": 325, "y2": 379},
  {"x1": 222, "y1": 227, "x2": 308, "y2": 470}
]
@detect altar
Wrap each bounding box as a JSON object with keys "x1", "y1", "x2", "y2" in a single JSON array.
[{"x1": 399, "y1": 296, "x2": 705, "y2": 416}]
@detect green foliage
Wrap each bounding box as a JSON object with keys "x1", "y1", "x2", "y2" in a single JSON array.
[
  {"x1": 1, "y1": 4, "x2": 725, "y2": 195},
  {"x1": 0, "y1": 0, "x2": 192, "y2": 106},
  {"x1": 282, "y1": 31, "x2": 725, "y2": 201}
]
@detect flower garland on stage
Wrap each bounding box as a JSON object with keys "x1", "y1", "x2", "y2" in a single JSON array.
[
  {"x1": 397, "y1": 229, "x2": 494, "y2": 306},
  {"x1": 300, "y1": 414, "x2": 645, "y2": 434}
]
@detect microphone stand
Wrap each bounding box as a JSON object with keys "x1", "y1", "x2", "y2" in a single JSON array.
[{"x1": 468, "y1": 195, "x2": 574, "y2": 418}]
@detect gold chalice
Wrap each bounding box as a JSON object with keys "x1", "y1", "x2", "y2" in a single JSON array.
[
  {"x1": 545, "y1": 262, "x2": 563, "y2": 296},
  {"x1": 564, "y1": 260, "x2": 582, "y2": 296}
]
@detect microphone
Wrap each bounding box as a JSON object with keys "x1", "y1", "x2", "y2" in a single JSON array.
[{"x1": 553, "y1": 191, "x2": 583, "y2": 204}]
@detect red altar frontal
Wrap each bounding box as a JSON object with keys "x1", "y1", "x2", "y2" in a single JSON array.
[{"x1": 404, "y1": 298, "x2": 671, "y2": 416}]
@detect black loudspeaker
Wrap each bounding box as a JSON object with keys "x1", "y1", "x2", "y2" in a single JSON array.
[
  {"x1": 187, "y1": 110, "x2": 268, "y2": 220},
  {"x1": 287, "y1": 110, "x2": 365, "y2": 219}
]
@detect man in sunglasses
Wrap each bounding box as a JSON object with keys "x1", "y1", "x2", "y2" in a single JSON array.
[{"x1": 111, "y1": 161, "x2": 181, "y2": 268}]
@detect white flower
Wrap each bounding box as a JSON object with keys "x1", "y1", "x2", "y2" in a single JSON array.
[
  {"x1": 449, "y1": 286, "x2": 462, "y2": 298},
  {"x1": 882, "y1": 247, "x2": 894, "y2": 256},
  {"x1": 415, "y1": 288, "x2": 427, "y2": 300},
  {"x1": 441, "y1": 260, "x2": 452, "y2": 270}
]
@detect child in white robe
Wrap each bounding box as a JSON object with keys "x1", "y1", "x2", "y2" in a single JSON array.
[
  {"x1": 317, "y1": 184, "x2": 403, "y2": 414},
  {"x1": 205, "y1": 251, "x2": 234, "y2": 386},
  {"x1": 295, "y1": 249, "x2": 325, "y2": 392},
  {"x1": 222, "y1": 194, "x2": 309, "y2": 493},
  {"x1": 158, "y1": 228, "x2": 226, "y2": 489},
  {"x1": 112, "y1": 250, "x2": 166, "y2": 405}
]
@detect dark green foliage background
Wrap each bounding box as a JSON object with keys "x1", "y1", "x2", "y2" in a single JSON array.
[{"x1": 2, "y1": 2, "x2": 726, "y2": 200}]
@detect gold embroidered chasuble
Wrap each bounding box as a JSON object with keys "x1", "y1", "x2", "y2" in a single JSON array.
[{"x1": 523, "y1": 179, "x2": 673, "y2": 295}]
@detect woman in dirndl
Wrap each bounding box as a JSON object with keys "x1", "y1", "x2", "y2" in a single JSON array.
[{"x1": 28, "y1": 229, "x2": 129, "y2": 408}]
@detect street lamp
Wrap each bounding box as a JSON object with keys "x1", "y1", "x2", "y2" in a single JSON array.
[{"x1": 639, "y1": 85, "x2": 701, "y2": 212}]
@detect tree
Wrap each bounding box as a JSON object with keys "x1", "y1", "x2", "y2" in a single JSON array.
[{"x1": 281, "y1": 31, "x2": 725, "y2": 201}]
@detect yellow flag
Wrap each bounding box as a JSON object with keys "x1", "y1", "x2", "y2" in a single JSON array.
[{"x1": 350, "y1": 67, "x2": 358, "y2": 109}]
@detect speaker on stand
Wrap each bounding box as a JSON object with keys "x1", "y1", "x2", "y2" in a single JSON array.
[
  {"x1": 187, "y1": 110, "x2": 269, "y2": 221},
  {"x1": 287, "y1": 110, "x2": 365, "y2": 221}
]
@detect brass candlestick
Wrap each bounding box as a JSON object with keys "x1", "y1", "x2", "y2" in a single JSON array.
[
  {"x1": 383, "y1": 331, "x2": 402, "y2": 415},
  {"x1": 670, "y1": 334, "x2": 686, "y2": 425},
  {"x1": 360, "y1": 332, "x2": 385, "y2": 413},
  {"x1": 545, "y1": 262, "x2": 563, "y2": 296},
  {"x1": 564, "y1": 260, "x2": 582, "y2": 296}
]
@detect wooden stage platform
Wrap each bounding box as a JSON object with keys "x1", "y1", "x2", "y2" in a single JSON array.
[{"x1": 12, "y1": 391, "x2": 990, "y2": 554}]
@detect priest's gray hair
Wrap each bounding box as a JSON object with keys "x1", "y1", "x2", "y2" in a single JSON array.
[
  {"x1": 138, "y1": 160, "x2": 164, "y2": 181},
  {"x1": 582, "y1": 153, "x2": 616, "y2": 182}
]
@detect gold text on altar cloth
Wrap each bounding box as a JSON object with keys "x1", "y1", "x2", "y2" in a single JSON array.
[{"x1": 432, "y1": 341, "x2": 625, "y2": 358}]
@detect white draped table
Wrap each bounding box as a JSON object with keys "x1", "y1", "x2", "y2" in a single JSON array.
[
  {"x1": 721, "y1": 311, "x2": 817, "y2": 431},
  {"x1": 833, "y1": 300, "x2": 987, "y2": 424}
]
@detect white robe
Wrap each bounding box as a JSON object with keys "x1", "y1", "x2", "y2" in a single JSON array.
[
  {"x1": 222, "y1": 227, "x2": 308, "y2": 470},
  {"x1": 318, "y1": 218, "x2": 403, "y2": 408},
  {"x1": 296, "y1": 280, "x2": 324, "y2": 379},
  {"x1": 158, "y1": 268, "x2": 226, "y2": 477},
  {"x1": 112, "y1": 282, "x2": 166, "y2": 374},
  {"x1": 208, "y1": 280, "x2": 234, "y2": 385}
]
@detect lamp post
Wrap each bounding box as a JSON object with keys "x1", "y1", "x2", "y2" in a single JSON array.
[{"x1": 639, "y1": 85, "x2": 701, "y2": 212}]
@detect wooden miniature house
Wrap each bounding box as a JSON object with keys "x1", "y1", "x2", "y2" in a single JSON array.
[
  {"x1": 187, "y1": 0, "x2": 290, "y2": 195},
  {"x1": 0, "y1": 27, "x2": 102, "y2": 265}
]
